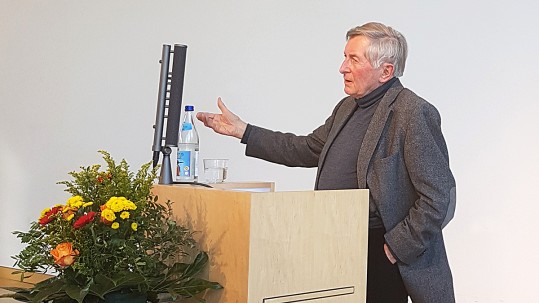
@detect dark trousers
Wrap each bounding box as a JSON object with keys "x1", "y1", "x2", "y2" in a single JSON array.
[{"x1": 367, "y1": 228, "x2": 408, "y2": 303}]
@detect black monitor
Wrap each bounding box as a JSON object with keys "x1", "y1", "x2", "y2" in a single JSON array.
[{"x1": 151, "y1": 44, "x2": 188, "y2": 184}]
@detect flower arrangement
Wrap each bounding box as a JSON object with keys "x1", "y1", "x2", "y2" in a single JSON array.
[{"x1": 2, "y1": 151, "x2": 221, "y2": 303}]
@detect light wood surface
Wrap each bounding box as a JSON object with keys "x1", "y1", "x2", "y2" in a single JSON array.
[
  {"x1": 247, "y1": 190, "x2": 368, "y2": 302},
  {"x1": 207, "y1": 181, "x2": 275, "y2": 192},
  {"x1": 152, "y1": 184, "x2": 369, "y2": 303},
  {"x1": 0, "y1": 266, "x2": 51, "y2": 287},
  {"x1": 153, "y1": 185, "x2": 254, "y2": 303},
  {"x1": 0, "y1": 266, "x2": 52, "y2": 302}
]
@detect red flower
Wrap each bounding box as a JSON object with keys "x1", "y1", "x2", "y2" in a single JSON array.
[
  {"x1": 97, "y1": 176, "x2": 104, "y2": 183},
  {"x1": 39, "y1": 206, "x2": 63, "y2": 225},
  {"x1": 73, "y1": 212, "x2": 97, "y2": 229}
]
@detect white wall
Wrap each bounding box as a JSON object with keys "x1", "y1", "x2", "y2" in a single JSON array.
[{"x1": 1, "y1": 0, "x2": 538, "y2": 301}]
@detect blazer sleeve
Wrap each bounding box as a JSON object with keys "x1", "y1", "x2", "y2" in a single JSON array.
[
  {"x1": 384, "y1": 101, "x2": 456, "y2": 265},
  {"x1": 243, "y1": 98, "x2": 348, "y2": 167}
]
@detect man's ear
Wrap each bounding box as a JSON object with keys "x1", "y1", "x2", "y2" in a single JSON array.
[{"x1": 380, "y1": 63, "x2": 394, "y2": 82}]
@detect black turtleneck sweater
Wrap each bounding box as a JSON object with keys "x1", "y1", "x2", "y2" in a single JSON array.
[
  {"x1": 317, "y1": 77, "x2": 397, "y2": 228},
  {"x1": 241, "y1": 78, "x2": 398, "y2": 227}
]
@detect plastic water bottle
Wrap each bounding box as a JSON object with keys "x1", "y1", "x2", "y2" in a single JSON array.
[{"x1": 176, "y1": 105, "x2": 199, "y2": 182}]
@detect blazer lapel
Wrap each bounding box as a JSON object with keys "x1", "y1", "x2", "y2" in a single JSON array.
[
  {"x1": 315, "y1": 98, "x2": 357, "y2": 188},
  {"x1": 357, "y1": 82, "x2": 404, "y2": 188},
  {"x1": 320, "y1": 98, "x2": 358, "y2": 164}
]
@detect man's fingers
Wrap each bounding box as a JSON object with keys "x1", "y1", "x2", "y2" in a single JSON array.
[
  {"x1": 197, "y1": 98, "x2": 242, "y2": 138},
  {"x1": 196, "y1": 112, "x2": 214, "y2": 127},
  {"x1": 195, "y1": 112, "x2": 205, "y2": 122},
  {"x1": 217, "y1": 97, "x2": 232, "y2": 116},
  {"x1": 195, "y1": 112, "x2": 208, "y2": 124}
]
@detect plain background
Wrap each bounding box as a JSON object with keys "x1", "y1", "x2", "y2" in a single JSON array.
[{"x1": 1, "y1": 1, "x2": 538, "y2": 302}]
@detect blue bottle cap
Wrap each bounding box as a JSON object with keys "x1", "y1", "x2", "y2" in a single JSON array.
[{"x1": 185, "y1": 105, "x2": 194, "y2": 111}]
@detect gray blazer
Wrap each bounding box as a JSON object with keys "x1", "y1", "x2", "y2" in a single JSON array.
[{"x1": 244, "y1": 80, "x2": 456, "y2": 302}]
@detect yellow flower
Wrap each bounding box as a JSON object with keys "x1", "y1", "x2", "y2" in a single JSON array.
[
  {"x1": 120, "y1": 211, "x2": 130, "y2": 219},
  {"x1": 124, "y1": 200, "x2": 137, "y2": 211},
  {"x1": 101, "y1": 209, "x2": 116, "y2": 222},
  {"x1": 106, "y1": 197, "x2": 137, "y2": 212},
  {"x1": 66, "y1": 213, "x2": 75, "y2": 221},
  {"x1": 66, "y1": 196, "x2": 84, "y2": 208},
  {"x1": 131, "y1": 222, "x2": 138, "y2": 231},
  {"x1": 111, "y1": 222, "x2": 120, "y2": 229},
  {"x1": 105, "y1": 197, "x2": 120, "y2": 212},
  {"x1": 82, "y1": 202, "x2": 94, "y2": 208}
]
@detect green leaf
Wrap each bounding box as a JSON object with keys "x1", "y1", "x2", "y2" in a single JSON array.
[
  {"x1": 83, "y1": 295, "x2": 100, "y2": 303},
  {"x1": 30, "y1": 278, "x2": 66, "y2": 303},
  {"x1": 113, "y1": 272, "x2": 147, "y2": 288},
  {"x1": 89, "y1": 274, "x2": 116, "y2": 298},
  {"x1": 168, "y1": 278, "x2": 223, "y2": 299},
  {"x1": 179, "y1": 252, "x2": 209, "y2": 279},
  {"x1": 64, "y1": 283, "x2": 89, "y2": 303},
  {"x1": 183, "y1": 278, "x2": 223, "y2": 292},
  {"x1": 166, "y1": 262, "x2": 190, "y2": 278}
]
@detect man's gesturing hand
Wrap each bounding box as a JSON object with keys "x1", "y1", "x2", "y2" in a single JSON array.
[{"x1": 196, "y1": 97, "x2": 247, "y2": 139}]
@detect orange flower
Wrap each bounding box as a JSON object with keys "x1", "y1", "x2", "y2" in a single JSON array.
[
  {"x1": 50, "y1": 243, "x2": 79, "y2": 267},
  {"x1": 62, "y1": 207, "x2": 75, "y2": 220}
]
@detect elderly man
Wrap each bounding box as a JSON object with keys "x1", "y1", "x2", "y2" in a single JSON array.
[{"x1": 197, "y1": 22, "x2": 456, "y2": 303}]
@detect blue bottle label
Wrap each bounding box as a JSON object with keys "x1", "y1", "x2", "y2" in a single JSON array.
[
  {"x1": 177, "y1": 150, "x2": 191, "y2": 177},
  {"x1": 182, "y1": 123, "x2": 193, "y2": 131}
]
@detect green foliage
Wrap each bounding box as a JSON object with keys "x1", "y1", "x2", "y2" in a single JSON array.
[{"x1": 4, "y1": 151, "x2": 222, "y2": 303}]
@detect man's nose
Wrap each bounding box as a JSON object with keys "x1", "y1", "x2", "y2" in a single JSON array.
[{"x1": 339, "y1": 60, "x2": 349, "y2": 74}]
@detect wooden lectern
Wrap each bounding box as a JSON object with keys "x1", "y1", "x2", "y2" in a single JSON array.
[{"x1": 152, "y1": 183, "x2": 369, "y2": 303}]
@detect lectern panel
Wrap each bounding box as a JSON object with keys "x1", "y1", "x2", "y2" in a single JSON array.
[
  {"x1": 248, "y1": 190, "x2": 368, "y2": 303},
  {"x1": 151, "y1": 185, "x2": 369, "y2": 303},
  {"x1": 152, "y1": 185, "x2": 253, "y2": 303},
  {"x1": 262, "y1": 286, "x2": 355, "y2": 303}
]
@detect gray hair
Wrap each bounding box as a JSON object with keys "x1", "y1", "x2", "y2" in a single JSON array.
[{"x1": 346, "y1": 22, "x2": 408, "y2": 77}]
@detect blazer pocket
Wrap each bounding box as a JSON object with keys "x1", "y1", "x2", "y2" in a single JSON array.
[
  {"x1": 372, "y1": 152, "x2": 400, "y2": 181},
  {"x1": 368, "y1": 152, "x2": 401, "y2": 203}
]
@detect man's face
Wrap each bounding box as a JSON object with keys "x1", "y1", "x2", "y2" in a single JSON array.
[{"x1": 339, "y1": 35, "x2": 385, "y2": 99}]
